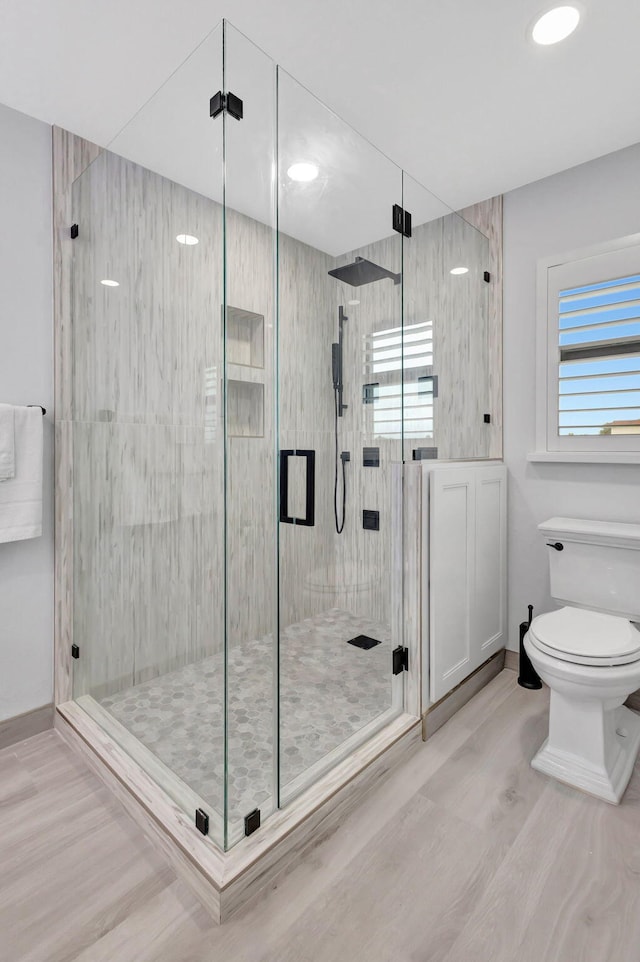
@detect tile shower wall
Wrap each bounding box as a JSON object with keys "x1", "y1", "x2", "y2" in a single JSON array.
[
  {"x1": 458, "y1": 195, "x2": 503, "y2": 461},
  {"x1": 329, "y1": 233, "x2": 402, "y2": 630},
  {"x1": 278, "y1": 233, "x2": 336, "y2": 628},
  {"x1": 328, "y1": 212, "x2": 494, "y2": 628},
  {"x1": 69, "y1": 148, "x2": 337, "y2": 700},
  {"x1": 71, "y1": 151, "x2": 225, "y2": 699}
]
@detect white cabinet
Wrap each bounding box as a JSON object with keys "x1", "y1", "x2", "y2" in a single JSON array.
[{"x1": 423, "y1": 462, "x2": 507, "y2": 705}]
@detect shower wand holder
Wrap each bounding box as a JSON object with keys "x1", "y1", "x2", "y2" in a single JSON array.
[{"x1": 341, "y1": 451, "x2": 350, "y2": 463}]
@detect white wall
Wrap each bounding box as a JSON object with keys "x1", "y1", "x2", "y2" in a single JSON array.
[
  {"x1": 0, "y1": 103, "x2": 53, "y2": 718},
  {"x1": 504, "y1": 142, "x2": 640, "y2": 649}
]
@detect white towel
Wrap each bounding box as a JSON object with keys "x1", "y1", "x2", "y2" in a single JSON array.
[
  {"x1": 0, "y1": 403, "x2": 15, "y2": 481},
  {"x1": 0, "y1": 406, "x2": 43, "y2": 543}
]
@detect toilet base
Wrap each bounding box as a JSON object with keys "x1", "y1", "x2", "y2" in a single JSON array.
[{"x1": 531, "y1": 704, "x2": 640, "y2": 804}]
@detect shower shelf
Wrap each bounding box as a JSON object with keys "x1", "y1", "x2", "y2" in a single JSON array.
[
  {"x1": 227, "y1": 379, "x2": 264, "y2": 438},
  {"x1": 226, "y1": 306, "x2": 264, "y2": 369},
  {"x1": 226, "y1": 363, "x2": 264, "y2": 384},
  {"x1": 226, "y1": 305, "x2": 265, "y2": 438}
]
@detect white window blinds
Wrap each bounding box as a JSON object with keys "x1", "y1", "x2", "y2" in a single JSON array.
[
  {"x1": 558, "y1": 272, "x2": 640, "y2": 436},
  {"x1": 363, "y1": 321, "x2": 434, "y2": 439}
]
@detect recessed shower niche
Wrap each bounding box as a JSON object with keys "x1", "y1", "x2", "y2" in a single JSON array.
[
  {"x1": 54, "y1": 17, "x2": 501, "y2": 922},
  {"x1": 226, "y1": 306, "x2": 265, "y2": 437},
  {"x1": 226, "y1": 306, "x2": 265, "y2": 369},
  {"x1": 227, "y1": 378, "x2": 264, "y2": 438}
]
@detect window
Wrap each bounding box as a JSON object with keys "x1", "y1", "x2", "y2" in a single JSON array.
[
  {"x1": 534, "y1": 235, "x2": 640, "y2": 461},
  {"x1": 363, "y1": 322, "x2": 435, "y2": 440}
]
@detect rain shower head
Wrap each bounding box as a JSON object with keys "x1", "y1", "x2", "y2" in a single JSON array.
[{"x1": 328, "y1": 256, "x2": 401, "y2": 287}]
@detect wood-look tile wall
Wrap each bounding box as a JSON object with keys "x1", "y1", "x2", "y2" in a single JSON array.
[
  {"x1": 277, "y1": 233, "x2": 335, "y2": 627},
  {"x1": 62, "y1": 141, "x2": 336, "y2": 700},
  {"x1": 458, "y1": 195, "x2": 503, "y2": 459},
  {"x1": 328, "y1": 206, "x2": 501, "y2": 634},
  {"x1": 70, "y1": 149, "x2": 226, "y2": 698}
]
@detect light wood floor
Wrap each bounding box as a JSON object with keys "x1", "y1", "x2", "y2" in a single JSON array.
[{"x1": 3, "y1": 669, "x2": 640, "y2": 961}]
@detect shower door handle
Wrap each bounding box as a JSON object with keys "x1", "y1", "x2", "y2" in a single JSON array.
[{"x1": 280, "y1": 449, "x2": 315, "y2": 527}]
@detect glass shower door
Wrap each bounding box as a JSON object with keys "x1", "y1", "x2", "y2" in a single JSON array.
[{"x1": 276, "y1": 69, "x2": 406, "y2": 804}]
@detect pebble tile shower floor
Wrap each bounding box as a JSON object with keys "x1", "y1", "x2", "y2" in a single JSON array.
[{"x1": 100, "y1": 609, "x2": 391, "y2": 820}]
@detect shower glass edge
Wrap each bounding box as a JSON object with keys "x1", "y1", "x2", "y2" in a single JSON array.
[{"x1": 222, "y1": 21, "x2": 279, "y2": 849}]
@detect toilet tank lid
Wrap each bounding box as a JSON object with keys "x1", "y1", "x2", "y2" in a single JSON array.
[{"x1": 539, "y1": 517, "x2": 640, "y2": 548}]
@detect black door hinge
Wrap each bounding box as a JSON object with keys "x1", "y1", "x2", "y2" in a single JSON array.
[
  {"x1": 71, "y1": 644, "x2": 80, "y2": 659},
  {"x1": 483, "y1": 270, "x2": 491, "y2": 283},
  {"x1": 70, "y1": 224, "x2": 79, "y2": 239},
  {"x1": 392, "y1": 204, "x2": 412, "y2": 238},
  {"x1": 210, "y1": 91, "x2": 243, "y2": 121},
  {"x1": 244, "y1": 808, "x2": 261, "y2": 836},
  {"x1": 195, "y1": 808, "x2": 209, "y2": 836},
  {"x1": 392, "y1": 646, "x2": 408, "y2": 674}
]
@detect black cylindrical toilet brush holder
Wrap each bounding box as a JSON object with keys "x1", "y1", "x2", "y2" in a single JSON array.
[{"x1": 518, "y1": 604, "x2": 542, "y2": 690}]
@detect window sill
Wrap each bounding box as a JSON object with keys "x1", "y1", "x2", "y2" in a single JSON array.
[{"x1": 528, "y1": 451, "x2": 640, "y2": 465}]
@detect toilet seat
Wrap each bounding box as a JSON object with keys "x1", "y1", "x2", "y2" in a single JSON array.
[{"x1": 529, "y1": 607, "x2": 640, "y2": 667}]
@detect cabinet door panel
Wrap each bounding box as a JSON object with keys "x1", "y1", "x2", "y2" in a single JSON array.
[{"x1": 429, "y1": 469, "x2": 475, "y2": 703}]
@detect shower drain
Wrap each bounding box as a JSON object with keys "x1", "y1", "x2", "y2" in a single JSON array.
[{"x1": 347, "y1": 635, "x2": 381, "y2": 650}]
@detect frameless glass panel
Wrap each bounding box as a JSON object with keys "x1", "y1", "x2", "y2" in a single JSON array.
[
  {"x1": 277, "y1": 68, "x2": 405, "y2": 804},
  {"x1": 222, "y1": 22, "x2": 278, "y2": 848},
  {"x1": 71, "y1": 23, "x2": 226, "y2": 848},
  {"x1": 403, "y1": 174, "x2": 491, "y2": 462}
]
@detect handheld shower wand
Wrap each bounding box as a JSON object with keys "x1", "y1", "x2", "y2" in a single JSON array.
[
  {"x1": 332, "y1": 306, "x2": 348, "y2": 418},
  {"x1": 333, "y1": 306, "x2": 349, "y2": 533}
]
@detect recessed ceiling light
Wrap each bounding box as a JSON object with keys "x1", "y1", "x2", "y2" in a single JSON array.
[
  {"x1": 531, "y1": 6, "x2": 580, "y2": 45},
  {"x1": 348, "y1": 299, "x2": 360, "y2": 306},
  {"x1": 287, "y1": 162, "x2": 319, "y2": 183},
  {"x1": 100, "y1": 279, "x2": 119, "y2": 287},
  {"x1": 176, "y1": 233, "x2": 199, "y2": 245},
  {"x1": 450, "y1": 267, "x2": 469, "y2": 275}
]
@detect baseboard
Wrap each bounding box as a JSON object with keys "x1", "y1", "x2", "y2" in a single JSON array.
[
  {"x1": 504, "y1": 648, "x2": 518, "y2": 671},
  {"x1": 0, "y1": 704, "x2": 54, "y2": 751},
  {"x1": 422, "y1": 650, "x2": 505, "y2": 740}
]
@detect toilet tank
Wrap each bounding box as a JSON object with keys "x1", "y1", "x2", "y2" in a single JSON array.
[{"x1": 539, "y1": 518, "x2": 640, "y2": 620}]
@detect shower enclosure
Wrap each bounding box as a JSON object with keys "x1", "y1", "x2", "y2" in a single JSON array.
[{"x1": 62, "y1": 21, "x2": 493, "y2": 854}]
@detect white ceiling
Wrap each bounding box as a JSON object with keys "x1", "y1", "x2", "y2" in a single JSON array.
[
  {"x1": 106, "y1": 25, "x2": 452, "y2": 255},
  {"x1": 1, "y1": 0, "x2": 640, "y2": 213}
]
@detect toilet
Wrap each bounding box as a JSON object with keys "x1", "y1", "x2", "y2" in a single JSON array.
[{"x1": 524, "y1": 517, "x2": 640, "y2": 804}]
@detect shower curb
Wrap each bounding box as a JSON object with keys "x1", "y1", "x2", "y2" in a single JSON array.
[{"x1": 55, "y1": 703, "x2": 420, "y2": 923}]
